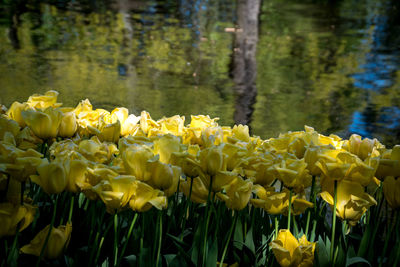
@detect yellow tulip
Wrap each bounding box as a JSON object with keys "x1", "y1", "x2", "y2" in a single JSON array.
[
  {"x1": 342, "y1": 134, "x2": 384, "y2": 160},
  {"x1": 0, "y1": 115, "x2": 20, "y2": 139},
  {"x1": 270, "y1": 229, "x2": 315, "y2": 267},
  {"x1": 21, "y1": 107, "x2": 63, "y2": 139},
  {"x1": 92, "y1": 175, "x2": 136, "y2": 213},
  {"x1": 139, "y1": 111, "x2": 159, "y2": 135},
  {"x1": 158, "y1": 115, "x2": 185, "y2": 136},
  {"x1": 200, "y1": 146, "x2": 224, "y2": 175},
  {"x1": 382, "y1": 176, "x2": 400, "y2": 210},
  {"x1": 58, "y1": 111, "x2": 77, "y2": 137},
  {"x1": 6, "y1": 101, "x2": 30, "y2": 127},
  {"x1": 375, "y1": 145, "x2": 400, "y2": 179},
  {"x1": 217, "y1": 176, "x2": 252, "y2": 210},
  {"x1": 129, "y1": 181, "x2": 167, "y2": 212},
  {"x1": 21, "y1": 223, "x2": 72, "y2": 259},
  {"x1": 111, "y1": 107, "x2": 140, "y2": 136},
  {"x1": 0, "y1": 202, "x2": 37, "y2": 237},
  {"x1": 153, "y1": 135, "x2": 182, "y2": 164},
  {"x1": 16, "y1": 126, "x2": 43, "y2": 149},
  {"x1": 63, "y1": 159, "x2": 88, "y2": 193},
  {"x1": 320, "y1": 179, "x2": 376, "y2": 226},
  {"x1": 180, "y1": 176, "x2": 209, "y2": 203},
  {"x1": 251, "y1": 185, "x2": 312, "y2": 215},
  {"x1": 231, "y1": 124, "x2": 250, "y2": 142},
  {"x1": 122, "y1": 145, "x2": 154, "y2": 182},
  {"x1": 30, "y1": 160, "x2": 67, "y2": 194},
  {"x1": 78, "y1": 136, "x2": 111, "y2": 164},
  {"x1": 274, "y1": 158, "x2": 312, "y2": 191},
  {"x1": 26, "y1": 90, "x2": 62, "y2": 109}
]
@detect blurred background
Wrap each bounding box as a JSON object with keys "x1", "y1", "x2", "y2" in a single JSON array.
[{"x1": 1, "y1": 0, "x2": 399, "y2": 146}]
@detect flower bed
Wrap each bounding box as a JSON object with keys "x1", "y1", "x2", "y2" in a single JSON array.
[{"x1": 0, "y1": 91, "x2": 399, "y2": 266}]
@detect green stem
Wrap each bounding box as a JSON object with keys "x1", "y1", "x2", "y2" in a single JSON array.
[
  {"x1": 113, "y1": 213, "x2": 119, "y2": 267},
  {"x1": 36, "y1": 195, "x2": 59, "y2": 267},
  {"x1": 155, "y1": 212, "x2": 163, "y2": 267},
  {"x1": 202, "y1": 175, "x2": 214, "y2": 266},
  {"x1": 330, "y1": 180, "x2": 338, "y2": 264},
  {"x1": 68, "y1": 195, "x2": 74, "y2": 223},
  {"x1": 94, "y1": 236, "x2": 105, "y2": 266},
  {"x1": 219, "y1": 211, "x2": 238, "y2": 267},
  {"x1": 274, "y1": 216, "x2": 279, "y2": 239},
  {"x1": 305, "y1": 176, "x2": 316, "y2": 237},
  {"x1": 180, "y1": 177, "x2": 194, "y2": 240},
  {"x1": 287, "y1": 189, "x2": 292, "y2": 231},
  {"x1": 117, "y1": 213, "x2": 139, "y2": 267}
]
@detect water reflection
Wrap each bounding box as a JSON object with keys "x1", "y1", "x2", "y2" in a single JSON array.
[
  {"x1": 0, "y1": 0, "x2": 399, "y2": 145},
  {"x1": 233, "y1": 0, "x2": 260, "y2": 128}
]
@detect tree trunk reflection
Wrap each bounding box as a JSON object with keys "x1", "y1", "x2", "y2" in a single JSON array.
[{"x1": 233, "y1": 0, "x2": 261, "y2": 130}]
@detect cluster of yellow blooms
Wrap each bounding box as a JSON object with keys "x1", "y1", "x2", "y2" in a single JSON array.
[{"x1": 1, "y1": 91, "x2": 399, "y2": 265}]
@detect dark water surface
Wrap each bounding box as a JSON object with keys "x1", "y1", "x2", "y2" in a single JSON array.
[{"x1": 1, "y1": 0, "x2": 399, "y2": 146}]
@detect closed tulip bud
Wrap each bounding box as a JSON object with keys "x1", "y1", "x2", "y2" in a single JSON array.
[
  {"x1": 21, "y1": 223, "x2": 72, "y2": 259},
  {"x1": 122, "y1": 146, "x2": 154, "y2": 182},
  {"x1": 59, "y1": 111, "x2": 77, "y2": 137},
  {"x1": 64, "y1": 159, "x2": 87, "y2": 193},
  {"x1": 30, "y1": 160, "x2": 67, "y2": 194},
  {"x1": 270, "y1": 229, "x2": 316, "y2": 267},
  {"x1": 21, "y1": 107, "x2": 63, "y2": 139},
  {"x1": 6, "y1": 101, "x2": 30, "y2": 127},
  {"x1": 0, "y1": 202, "x2": 37, "y2": 237},
  {"x1": 382, "y1": 176, "x2": 400, "y2": 210},
  {"x1": 148, "y1": 161, "x2": 174, "y2": 190},
  {"x1": 200, "y1": 146, "x2": 224, "y2": 175}
]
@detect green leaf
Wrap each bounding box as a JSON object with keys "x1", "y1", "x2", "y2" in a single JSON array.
[
  {"x1": 78, "y1": 193, "x2": 85, "y2": 208},
  {"x1": 122, "y1": 255, "x2": 137, "y2": 267},
  {"x1": 190, "y1": 223, "x2": 203, "y2": 266},
  {"x1": 164, "y1": 254, "x2": 176, "y2": 265},
  {"x1": 206, "y1": 238, "x2": 218, "y2": 267},
  {"x1": 316, "y1": 236, "x2": 330, "y2": 267},
  {"x1": 234, "y1": 218, "x2": 243, "y2": 250},
  {"x1": 346, "y1": 257, "x2": 371, "y2": 267},
  {"x1": 245, "y1": 227, "x2": 255, "y2": 254}
]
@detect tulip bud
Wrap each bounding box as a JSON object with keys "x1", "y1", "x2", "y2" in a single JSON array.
[
  {"x1": 21, "y1": 107, "x2": 63, "y2": 139},
  {"x1": 59, "y1": 111, "x2": 77, "y2": 137},
  {"x1": 30, "y1": 160, "x2": 67, "y2": 194}
]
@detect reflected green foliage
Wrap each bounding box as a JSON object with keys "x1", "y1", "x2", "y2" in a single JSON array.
[{"x1": 0, "y1": 0, "x2": 399, "y2": 145}]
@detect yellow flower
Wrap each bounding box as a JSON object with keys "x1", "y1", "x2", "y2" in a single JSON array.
[
  {"x1": 111, "y1": 107, "x2": 140, "y2": 136},
  {"x1": 0, "y1": 114, "x2": 20, "y2": 139},
  {"x1": 92, "y1": 175, "x2": 136, "y2": 213},
  {"x1": 251, "y1": 186, "x2": 312, "y2": 215},
  {"x1": 153, "y1": 135, "x2": 182, "y2": 164},
  {"x1": 129, "y1": 181, "x2": 167, "y2": 212},
  {"x1": 58, "y1": 111, "x2": 77, "y2": 137},
  {"x1": 217, "y1": 176, "x2": 252, "y2": 210},
  {"x1": 21, "y1": 107, "x2": 63, "y2": 139},
  {"x1": 382, "y1": 176, "x2": 400, "y2": 210},
  {"x1": 375, "y1": 145, "x2": 400, "y2": 179},
  {"x1": 342, "y1": 134, "x2": 384, "y2": 160},
  {"x1": 21, "y1": 222, "x2": 72, "y2": 259},
  {"x1": 26, "y1": 90, "x2": 62, "y2": 109},
  {"x1": 231, "y1": 124, "x2": 250, "y2": 142},
  {"x1": 158, "y1": 115, "x2": 185, "y2": 136},
  {"x1": 63, "y1": 158, "x2": 88, "y2": 193},
  {"x1": 270, "y1": 229, "x2": 315, "y2": 267},
  {"x1": 78, "y1": 136, "x2": 112, "y2": 164},
  {"x1": 6, "y1": 101, "x2": 31, "y2": 127},
  {"x1": 89, "y1": 115, "x2": 121, "y2": 143},
  {"x1": 30, "y1": 160, "x2": 67, "y2": 194},
  {"x1": 199, "y1": 146, "x2": 224, "y2": 175},
  {"x1": 274, "y1": 157, "x2": 312, "y2": 191},
  {"x1": 320, "y1": 179, "x2": 376, "y2": 226},
  {"x1": 139, "y1": 111, "x2": 159, "y2": 135},
  {"x1": 0, "y1": 202, "x2": 37, "y2": 237},
  {"x1": 180, "y1": 176, "x2": 209, "y2": 203},
  {"x1": 122, "y1": 145, "x2": 154, "y2": 182},
  {"x1": 16, "y1": 126, "x2": 43, "y2": 149}
]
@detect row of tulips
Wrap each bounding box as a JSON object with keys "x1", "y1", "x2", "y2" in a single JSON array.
[{"x1": 1, "y1": 91, "x2": 399, "y2": 266}]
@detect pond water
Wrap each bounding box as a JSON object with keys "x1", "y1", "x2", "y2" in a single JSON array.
[{"x1": 1, "y1": 0, "x2": 399, "y2": 146}]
